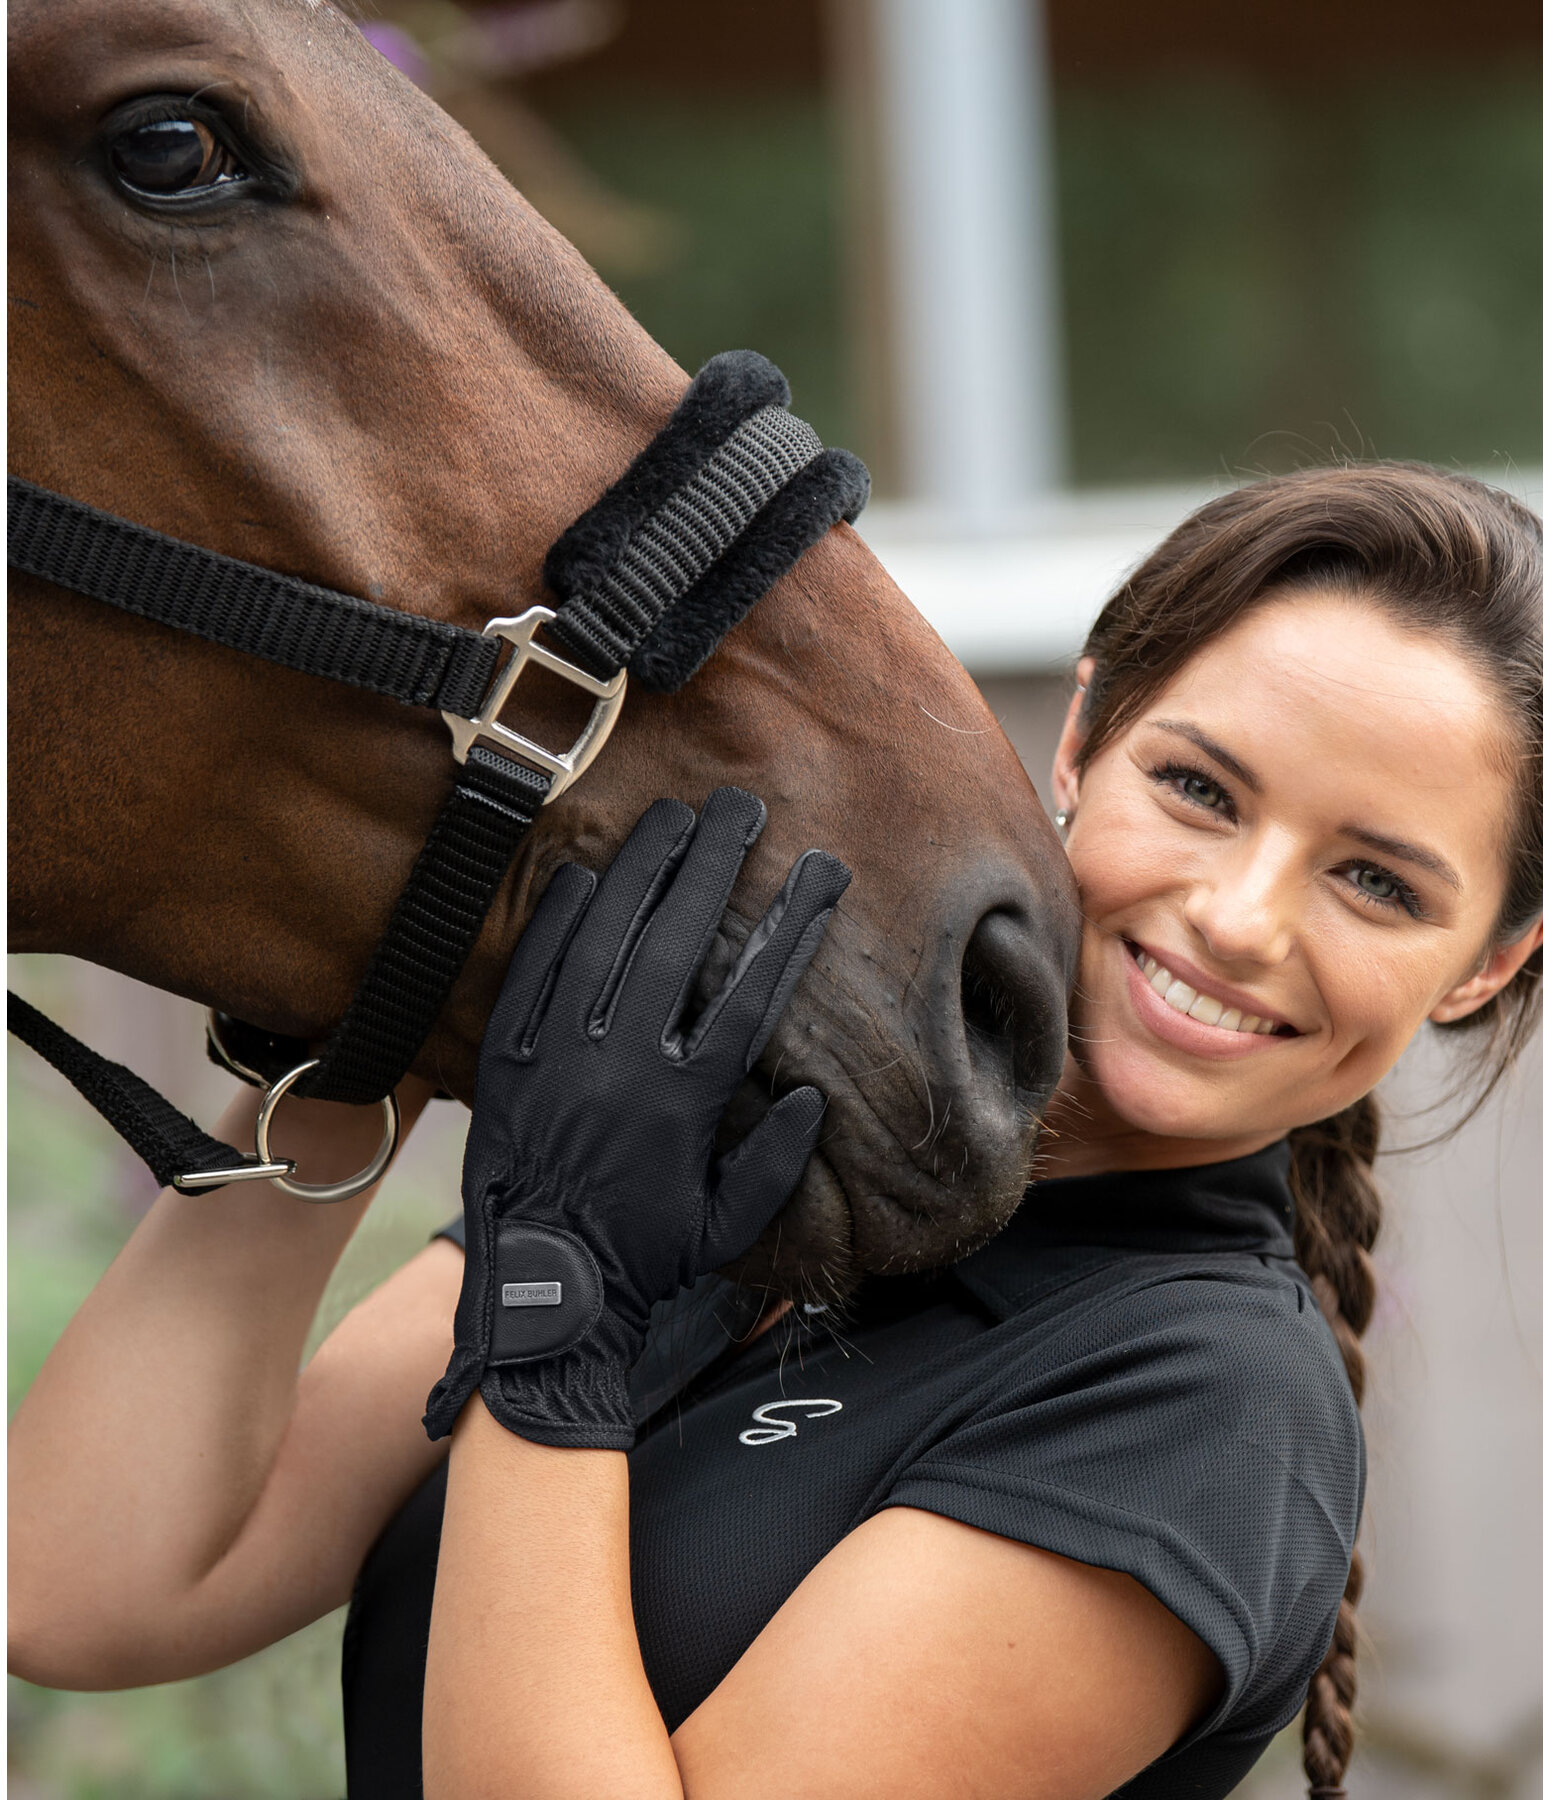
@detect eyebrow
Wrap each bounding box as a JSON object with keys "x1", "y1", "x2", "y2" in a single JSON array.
[
  {"x1": 1152, "y1": 721, "x2": 1261, "y2": 793},
  {"x1": 1151, "y1": 720, "x2": 1464, "y2": 893}
]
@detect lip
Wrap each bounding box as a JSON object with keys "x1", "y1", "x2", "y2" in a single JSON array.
[
  {"x1": 1126, "y1": 937, "x2": 1299, "y2": 1033},
  {"x1": 1120, "y1": 939, "x2": 1297, "y2": 1061}
]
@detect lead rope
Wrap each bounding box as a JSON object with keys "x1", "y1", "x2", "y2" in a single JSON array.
[
  {"x1": 9, "y1": 350, "x2": 868, "y2": 1196},
  {"x1": 7, "y1": 993, "x2": 288, "y2": 1191}
]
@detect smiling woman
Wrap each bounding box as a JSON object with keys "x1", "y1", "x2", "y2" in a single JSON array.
[{"x1": 1045, "y1": 461, "x2": 1542, "y2": 1796}]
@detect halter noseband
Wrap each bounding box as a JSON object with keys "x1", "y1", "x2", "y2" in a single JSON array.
[{"x1": 9, "y1": 350, "x2": 868, "y2": 1200}]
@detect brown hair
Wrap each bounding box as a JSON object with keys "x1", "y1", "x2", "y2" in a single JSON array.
[{"x1": 1071, "y1": 463, "x2": 1542, "y2": 1800}]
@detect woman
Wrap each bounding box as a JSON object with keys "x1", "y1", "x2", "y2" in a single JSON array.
[{"x1": 10, "y1": 463, "x2": 1541, "y2": 1800}]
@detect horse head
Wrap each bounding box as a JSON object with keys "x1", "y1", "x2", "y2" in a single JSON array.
[{"x1": 8, "y1": 0, "x2": 1080, "y2": 1299}]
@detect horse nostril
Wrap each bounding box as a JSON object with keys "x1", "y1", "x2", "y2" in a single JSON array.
[
  {"x1": 961, "y1": 943, "x2": 1016, "y2": 1049},
  {"x1": 959, "y1": 908, "x2": 1067, "y2": 1109}
]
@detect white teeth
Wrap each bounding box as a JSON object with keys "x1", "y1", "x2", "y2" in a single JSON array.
[
  {"x1": 1162, "y1": 979, "x2": 1196, "y2": 1014},
  {"x1": 1131, "y1": 947, "x2": 1284, "y2": 1037}
]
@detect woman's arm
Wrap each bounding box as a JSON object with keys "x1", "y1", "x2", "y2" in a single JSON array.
[
  {"x1": 8, "y1": 1077, "x2": 456, "y2": 1689},
  {"x1": 423, "y1": 1394, "x2": 1223, "y2": 1800},
  {"x1": 424, "y1": 1403, "x2": 679, "y2": 1799}
]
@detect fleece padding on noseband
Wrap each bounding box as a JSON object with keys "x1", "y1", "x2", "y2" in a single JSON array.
[{"x1": 544, "y1": 350, "x2": 870, "y2": 692}]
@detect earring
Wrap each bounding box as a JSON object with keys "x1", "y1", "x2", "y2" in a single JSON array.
[{"x1": 1054, "y1": 808, "x2": 1072, "y2": 839}]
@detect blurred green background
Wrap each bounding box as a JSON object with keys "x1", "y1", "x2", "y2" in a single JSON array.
[{"x1": 540, "y1": 67, "x2": 1540, "y2": 485}]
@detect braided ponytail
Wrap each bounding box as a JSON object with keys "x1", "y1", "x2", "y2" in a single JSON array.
[{"x1": 1288, "y1": 1096, "x2": 1381, "y2": 1799}]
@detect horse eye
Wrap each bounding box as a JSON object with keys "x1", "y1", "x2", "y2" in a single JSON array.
[{"x1": 108, "y1": 117, "x2": 245, "y2": 196}]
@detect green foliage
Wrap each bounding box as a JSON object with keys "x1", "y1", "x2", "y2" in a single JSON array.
[
  {"x1": 8, "y1": 1622, "x2": 348, "y2": 1800},
  {"x1": 537, "y1": 93, "x2": 850, "y2": 450}
]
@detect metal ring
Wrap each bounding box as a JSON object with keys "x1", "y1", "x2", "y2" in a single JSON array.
[{"x1": 254, "y1": 1059, "x2": 400, "y2": 1204}]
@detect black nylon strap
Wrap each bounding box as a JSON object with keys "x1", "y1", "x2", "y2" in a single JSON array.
[
  {"x1": 7, "y1": 992, "x2": 256, "y2": 1191},
  {"x1": 295, "y1": 747, "x2": 551, "y2": 1105},
  {"x1": 7, "y1": 477, "x2": 500, "y2": 718}
]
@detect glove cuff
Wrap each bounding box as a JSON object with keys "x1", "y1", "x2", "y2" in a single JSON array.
[{"x1": 480, "y1": 1342, "x2": 639, "y2": 1450}]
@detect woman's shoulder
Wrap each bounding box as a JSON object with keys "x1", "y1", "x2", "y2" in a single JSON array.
[
  {"x1": 954, "y1": 1154, "x2": 1359, "y2": 1487},
  {"x1": 878, "y1": 1145, "x2": 1363, "y2": 1748},
  {"x1": 929, "y1": 1234, "x2": 1363, "y2": 1525}
]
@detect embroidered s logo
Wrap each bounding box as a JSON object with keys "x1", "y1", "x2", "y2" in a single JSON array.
[{"x1": 738, "y1": 1399, "x2": 843, "y2": 1447}]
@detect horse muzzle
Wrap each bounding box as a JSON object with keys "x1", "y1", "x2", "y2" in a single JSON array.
[{"x1": 706, "y1": 854, "x2": 1078, "y2": 1301}]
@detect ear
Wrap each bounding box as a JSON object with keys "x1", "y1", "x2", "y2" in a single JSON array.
[
  {"x1": 1429, "y1": 917, "x2": 1543, "y2": 1023},
  {"x1": 1050, "y1": 657, "x2": 1096, "y2": 820}
]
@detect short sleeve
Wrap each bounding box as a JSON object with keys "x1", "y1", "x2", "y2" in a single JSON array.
[
  {"x1": 433, "y1": 1214, "x2": 466, "y2": 1250},
  {"x1": 880, "y1": 1264, "x2": 1363, "y2": 1751}
]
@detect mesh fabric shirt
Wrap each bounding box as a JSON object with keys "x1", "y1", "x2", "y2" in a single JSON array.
[{"x1": 341, "y1": 1139, "x2": 1362, "y2": 1798}]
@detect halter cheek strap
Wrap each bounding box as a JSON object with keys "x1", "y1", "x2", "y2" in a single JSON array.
[{"x1": 9, "y1": 350, "x2": 869, "y2": 1195}]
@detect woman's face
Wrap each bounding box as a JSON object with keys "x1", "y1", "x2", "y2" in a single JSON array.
[{"x1": 1053, "y1": 593, "x2": 1534, "y2": 1151}]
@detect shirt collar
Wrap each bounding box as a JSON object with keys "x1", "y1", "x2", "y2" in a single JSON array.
[{"x1": 947, "y1": 1138, "x2": 1297, "y2": 1319}]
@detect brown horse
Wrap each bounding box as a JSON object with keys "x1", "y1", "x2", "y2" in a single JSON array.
[{"x1": 7, "y1": 0, "x2": 1079, "y2": 1302}]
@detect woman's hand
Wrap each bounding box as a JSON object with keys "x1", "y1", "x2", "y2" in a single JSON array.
[{"x1": 425, "y1": 785, "x2": 850, "y2": 1450}]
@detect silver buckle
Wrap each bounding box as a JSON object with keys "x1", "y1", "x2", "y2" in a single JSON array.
[{"x1": 442, "y1": 607, "x2": 626, "y2": 803}]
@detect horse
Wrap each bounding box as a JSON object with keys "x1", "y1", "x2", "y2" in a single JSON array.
[{"x1": 7, "y1": 0, "x2": 1080, "y2": 1304}]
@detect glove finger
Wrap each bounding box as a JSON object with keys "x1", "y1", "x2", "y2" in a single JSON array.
[
  {"x1": 607, "y1": 785, "x2": 767, "y2": 1045},
  {"x1": 697, "y1": 1085, "x2": 827, "y2": 1273},
  {"x1": 547, "y1": 796, "x2": 697, "y2": 1035},
  {"x1": 684, "y1": 848, "x2": 851, "y2": 1072},
  {"x1": 481, "y1": 861, "x2": 597, "y2": 1061}
]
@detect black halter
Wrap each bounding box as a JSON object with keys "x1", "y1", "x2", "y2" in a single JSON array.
[{"x1": 9, "y1": 350, "x2": 868, "y2": 1198}]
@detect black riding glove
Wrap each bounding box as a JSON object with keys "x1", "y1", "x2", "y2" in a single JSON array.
[{"x1": 424, "y1": 785, "x2": 850, "y2": 1450}]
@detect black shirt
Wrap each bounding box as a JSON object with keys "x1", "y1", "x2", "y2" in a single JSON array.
[{"x1": 341, "y1": 1141, "x2": 1363, "y2": 1799}]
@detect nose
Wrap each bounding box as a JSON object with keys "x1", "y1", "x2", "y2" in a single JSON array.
[
  {"x1": 1182, "y1": 833, "x2": 1298, "y2": 967},
  {"x1": 910, "y1": 854, "x2": 1079, "y2": 1177}
]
